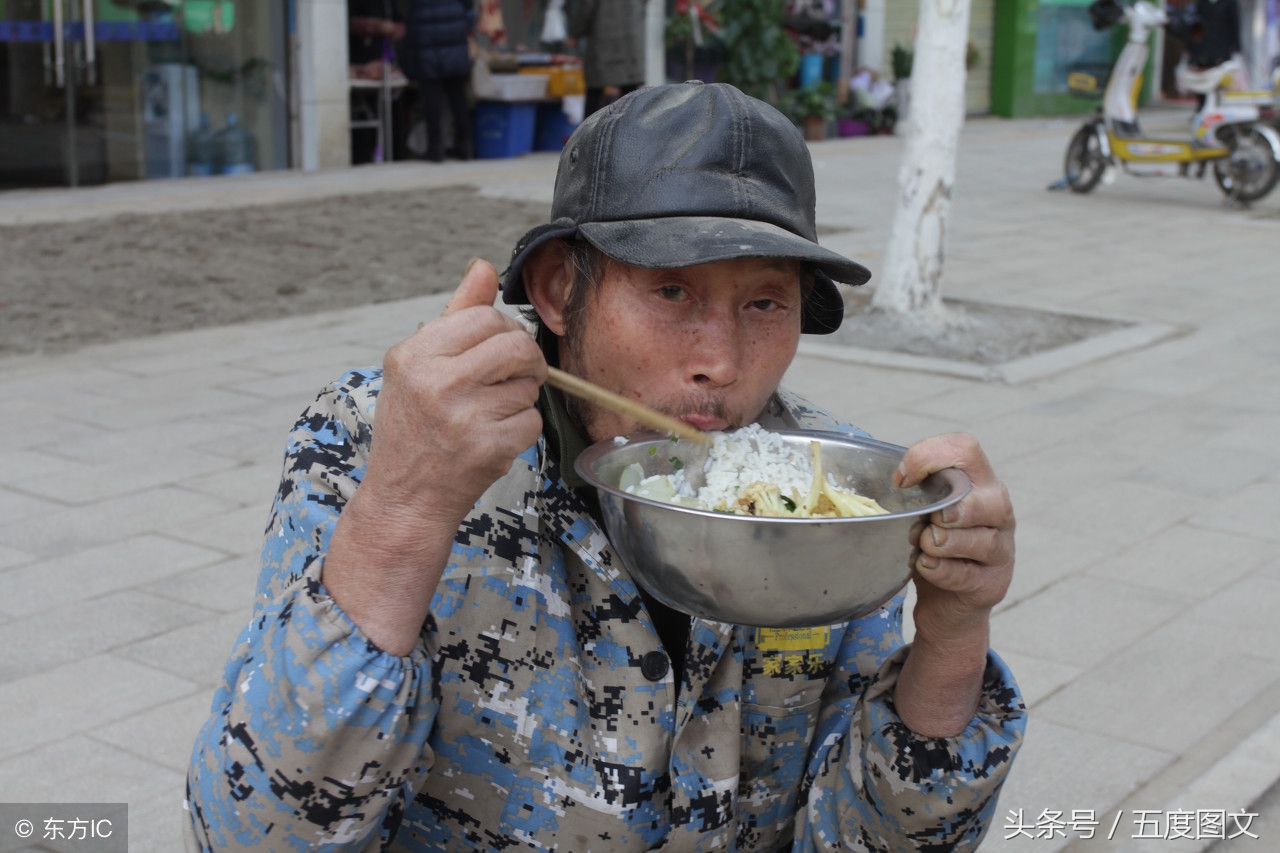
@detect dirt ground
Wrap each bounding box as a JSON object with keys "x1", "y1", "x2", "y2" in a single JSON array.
[
  {"x1": 0, "y1": 187, "x2": 547, "y2": 357},
  {"x1": 0, "y1": 186, "x2": 1114, "y2": 361}
]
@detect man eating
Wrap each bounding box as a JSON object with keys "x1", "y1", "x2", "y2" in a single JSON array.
[{"x1": 186, "y1": 81, "x2": 1024, "y2": 853}]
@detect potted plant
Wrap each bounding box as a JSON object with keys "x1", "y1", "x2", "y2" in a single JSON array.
[
  {"x1": 782, "y1": 81, "x2": 836, "y2": 141},
  {"x1": 665, "y1": 0, "x2": 725, "y2": 83},
  {"x1": 716, "y1": 0, "x2": 799, "y2": 103},
  {"x1": 891, "y1": 43, "x2": 913, "y2": 123}
]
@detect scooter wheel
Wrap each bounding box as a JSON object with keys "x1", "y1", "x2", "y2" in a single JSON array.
[
  {"x1": 1213, "y1": 126, "x2": 1280, "y2": 204},
  {"x1": 1064, "y1": 125, "x2": 1107, "y2": 193}
]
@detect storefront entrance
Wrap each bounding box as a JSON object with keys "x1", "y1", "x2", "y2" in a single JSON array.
[{"x1": 1, "y1": 0, "x2": 290, "y2": 189}]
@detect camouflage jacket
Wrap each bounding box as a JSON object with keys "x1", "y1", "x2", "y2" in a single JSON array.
[{"x1": 186, "y1": 368, "x2": 1025, "y2": 853}]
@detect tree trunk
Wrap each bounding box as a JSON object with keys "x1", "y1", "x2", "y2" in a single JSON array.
[{"x1": 869, "y1": 0, "x2": 971, "y2": 321}]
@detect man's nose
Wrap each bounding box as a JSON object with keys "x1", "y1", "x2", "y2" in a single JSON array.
[{"x1": 688, "y1": 309, "x2": 742, "y2": 387}]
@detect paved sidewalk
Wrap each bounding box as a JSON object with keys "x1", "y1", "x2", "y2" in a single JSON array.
[{"x1": 2, "y1": 112, "x2": 1278, "y2": 852}]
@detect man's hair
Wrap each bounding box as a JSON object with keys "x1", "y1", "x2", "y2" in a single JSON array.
[{"x1": 519, "y1": 240, "x2": 607, "y2": 352}]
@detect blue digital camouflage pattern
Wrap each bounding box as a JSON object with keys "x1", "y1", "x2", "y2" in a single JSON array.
[{"x1": 185, "y1": 368, "x2": 1025, "y2": 852}]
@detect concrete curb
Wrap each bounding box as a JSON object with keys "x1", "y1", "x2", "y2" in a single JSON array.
[
  {"x1": 1114, "y1": 710, "x2": 1280, "y2": 851},
  {"x1": 799, "y1": 304, "x2": 1189, "y2": 384}
]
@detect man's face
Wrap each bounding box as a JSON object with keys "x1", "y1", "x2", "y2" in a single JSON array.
[{"x1": 561, "y1": 256, "x2": 804, "y2": 443}]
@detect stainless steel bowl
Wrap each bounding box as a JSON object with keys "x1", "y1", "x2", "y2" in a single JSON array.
[{"x1": 575, "y1": 430, "x2": 970, "y2": 628}]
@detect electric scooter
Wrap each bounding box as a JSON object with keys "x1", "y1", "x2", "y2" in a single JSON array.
[{"x1": 1062, "y1": 0, "x2": 1280, "y2": 204}]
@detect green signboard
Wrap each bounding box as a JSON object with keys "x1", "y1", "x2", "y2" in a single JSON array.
[{"x1": 992, "y1": 0, "x2": 1154, "y2": 117}]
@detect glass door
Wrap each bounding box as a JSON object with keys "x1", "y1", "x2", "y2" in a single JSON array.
[{"x1": 1, "y1": 0, "x2": 290, "y2": 189}]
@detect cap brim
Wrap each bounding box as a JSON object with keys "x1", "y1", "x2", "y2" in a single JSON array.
[
  {"x1": 501, "y1": 216, "x2": 866, "y2": 335},
  {"x1": 579, "y1": 216, "x2": 871, "y2": 287}
]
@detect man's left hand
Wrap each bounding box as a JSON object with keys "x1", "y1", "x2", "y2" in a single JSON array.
[
  {"x1": 891, "y1": 433, "x2": 1014, "y2": 736},
  {"x1": 896, "y1": 432, "x2": 1015, "y2": 642}
]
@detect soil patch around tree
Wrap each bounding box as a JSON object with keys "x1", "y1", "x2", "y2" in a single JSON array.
[{"x1": 835, "y1": 288, "x2": 1132, "y2": 366}]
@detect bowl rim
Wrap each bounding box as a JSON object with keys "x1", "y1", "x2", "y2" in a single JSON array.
[{"x1": 575, "y1": 428, "x2": 971, "y2": 523}]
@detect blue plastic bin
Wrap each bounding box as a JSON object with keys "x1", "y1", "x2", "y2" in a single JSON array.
[
  {"x1": 535, "y1": 102, "x2": 580, "y2": 152},
  {"x1": 474, "y1": 101, "x2": 537, "y2": 159},
  {"x1": 799, "y1": 53, "x2": 824, "y2": 89}
]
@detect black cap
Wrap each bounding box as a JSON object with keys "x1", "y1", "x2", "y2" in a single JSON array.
[{"x1": 501, "y1": 81, "x2": 870, "y2": 335}]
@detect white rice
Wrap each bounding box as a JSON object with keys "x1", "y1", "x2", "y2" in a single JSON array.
[
  {"x1": 695, "y1": 424, "x2": 813, "y2": 509},
  {"x1": 630, "y1": 424, "x2": 815, "y2": 510}
]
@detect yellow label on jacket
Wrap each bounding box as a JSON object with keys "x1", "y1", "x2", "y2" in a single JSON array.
[{"x1": 754, "y1": 627, "x2": 831, "y2": 652}]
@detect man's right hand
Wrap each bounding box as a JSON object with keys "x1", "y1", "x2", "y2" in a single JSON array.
[{"x1": 321, "y1": 259, "x2": 546, "y2": 655}]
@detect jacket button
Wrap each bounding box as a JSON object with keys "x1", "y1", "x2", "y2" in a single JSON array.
[{"x1": 640, "y1": 650, "x2": 669, "y2": 681}]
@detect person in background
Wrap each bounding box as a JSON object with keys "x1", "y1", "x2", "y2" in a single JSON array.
[
  {"x1": 401, "y1": 0, "x2": 474, "y2": 161},
  {"x1": 1184, "y1": 0, "x2": 1242, "y2": 70},
  {"x1": 567, "y1": 0, "x2": 646, "y2": 117},
  {"x1": 349, "y1": 0, "x2": 406, "y2": 164}
]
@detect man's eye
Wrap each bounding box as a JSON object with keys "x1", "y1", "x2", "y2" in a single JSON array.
[
  {"x1": 751, "y1": 299, "x2": 780, "y2": 311},
  {"x1": 658, "y1": 285, "x2": 688, "y2": 301}
]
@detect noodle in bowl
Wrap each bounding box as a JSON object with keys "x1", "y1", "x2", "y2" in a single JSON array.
[{"x1": 575, "y1": 428, "x2": 970, "y2": 627}]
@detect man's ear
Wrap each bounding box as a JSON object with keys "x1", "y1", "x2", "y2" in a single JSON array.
[{"x1": 523, "y1": 240, "x2": 575, "y2": 337}]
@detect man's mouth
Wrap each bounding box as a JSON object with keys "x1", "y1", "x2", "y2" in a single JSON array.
[{"x1": 677, "y1": 413, "x2": 729, "y2": 432}]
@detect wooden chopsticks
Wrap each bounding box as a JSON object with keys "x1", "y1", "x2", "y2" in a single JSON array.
[{"x1": 545, "y1": 367, "x2": 713, "y2": 446}]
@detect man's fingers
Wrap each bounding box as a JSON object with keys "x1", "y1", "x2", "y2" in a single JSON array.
[
  {"x1": 894, "y1": 433, "x2": 996, "y2": 490},
  {"x1": 917, "y1": 523, "x2": 1012, "y2": 569},
  {"x1": 441, "y1": 258, "x2": 500, "y2": 317}
]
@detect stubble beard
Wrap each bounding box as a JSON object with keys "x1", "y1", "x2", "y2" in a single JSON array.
[{"x1": 562, "y1": 332, "x2": 753, "y2": 443}]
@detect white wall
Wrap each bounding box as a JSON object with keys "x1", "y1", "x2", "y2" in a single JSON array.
[
  {"x1": 294, "y1": 0, "x2": 351, "y2": 170},
  {"x1": 859, "y1": 0, "x2": 886, "y2": 75}
]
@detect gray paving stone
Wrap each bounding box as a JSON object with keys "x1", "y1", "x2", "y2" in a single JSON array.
[
  {"x1": 0, "y1": 486, "x2": 61, "y2": 528},
  {"x1": 1101, "y1": 404, "x2": 1239, "y2": 466},
  {"x1": 64, "y1": 386, "x2": 264, "y2": 433},
  {"x1": 996, "y1": 440, "x2": 1150, "y2": 521},
  {"x1": 9, "y1": 417, "x2": 111, "y2": 452},
  {"x1": 999, "y1": 521, "x2": 1118, "y2": 612},
  {"x1": 0, "y1": 534, "x2": 227, "y2": 618},
  {"x1": 844, "y1": 407, "x2": 971, "y2": 449},
  {"x1": 0, "y1": 544, "x2": 34, "y2": 571},
  {"x1": 35, "y1": 412, "x2": 265, "y2": 466},
  {"x1": 1034, "y1": 619, "x2": 1280, "y2": 754},
  {"x1": 0, "y1": 655, "x2": 197, "y2": 760},
  {"x1": 167, "y1": 504, "x2": 272, "y2": 558},
  {"x1": 115, "y1": 609, "x2": 251, "y2": 688},
  {"x1": 1212, "y1": 413, "x2": 1280, "y2": 461},
  {"x1": 982, "y1": 719, "x2": 1173, "y2": 853},
  {"x1": 226, "y1": 366, "x2": 368, "y2": 407},
  {"x1": 1086, "y1": 526, "x2": 1272, "y2": 599},
  {"x1": 12, "y1": 446, "x2": 239, "y2": 505},
  {"x1": 0, "y1": 590, "x2": 212, "y2": 684},
  {"x1": 0, "y1": 732, "x2": 185, "y2": 803},
  {"x1": 896, "y1": 380, "x2": 1072, "y2": 430},
  {"x1": 92, "y1": 690, "x2": 217, "y2": 774},
  {"x1": 81, "y1": 361, "x2": 268, "y2": 402},
  {"x1": 143, "y1": 554, "x2": 261, "y2": 615},
  {"x1": 0, "y1": 485, "x2": 236, "y2": 558},
  {"x1": 991, "y1": 576, "x2": 1189, "y2": 669},
  {"x1": 995, "y1": 650, "x2": 1083, "y2": 709},
  {"x1": 1026, "y1": 480, "x2": 1208, "y2": 547},
  {"x1": 1125, "y1": 445, "x2": 1279, "y2": 501},
  {"x1": 1183, "y1": 574, "x2": 1280, "y2": 659},
  {"x1": 181, "y1": 463, "x2": 280, "y2": 506},
  {"x1": 235, "y1": 340, "x2": 388, "y2": 377},
  {"x1": 0, "y1": 448, "x2": 89, "y2": 484},
  {"x1": 1187, "y1": 481, "x2": 1280, "y2": 543}
]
